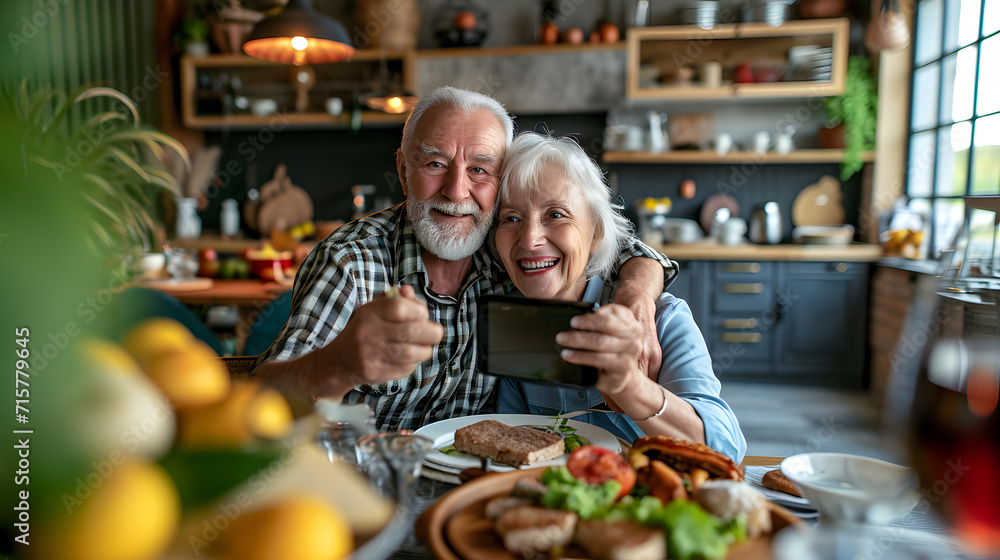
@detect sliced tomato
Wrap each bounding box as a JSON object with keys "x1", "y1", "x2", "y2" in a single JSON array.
[{"x1": 566, "y1": 445, "x2": 636, "y2": 500}]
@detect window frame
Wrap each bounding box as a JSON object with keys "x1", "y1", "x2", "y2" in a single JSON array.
[{"x1": 906, "y1": 0, "x2": 1000, "y2": 256}]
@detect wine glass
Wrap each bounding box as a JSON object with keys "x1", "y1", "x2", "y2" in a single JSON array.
[{"x1": 884, "y1": 275, "x2": 1000, "y2": 558}]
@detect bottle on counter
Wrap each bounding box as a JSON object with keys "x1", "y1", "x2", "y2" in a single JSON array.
[
  {"x1": 220, "y1": 198, "x2": 240, "y2": 237},
  {"x1": 175, "y1": 198, "x2": 202, "y2": 239}
]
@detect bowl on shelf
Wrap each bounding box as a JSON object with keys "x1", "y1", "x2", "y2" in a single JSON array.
[{"x1": 781, "y1": 452, "x2": 921, "y2": 525}]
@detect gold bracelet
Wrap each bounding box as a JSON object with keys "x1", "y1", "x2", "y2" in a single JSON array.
[{"x1": 638, "y1": 386, "x2": 668, "y2": 422}]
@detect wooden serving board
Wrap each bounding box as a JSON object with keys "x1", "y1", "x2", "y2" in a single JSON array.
[
  {"x1": 416, "y1": 468, "x2": 802, "y2": 560},
  {"x1": 140, "y1": 277, "x2": 214, "y2": 293}
]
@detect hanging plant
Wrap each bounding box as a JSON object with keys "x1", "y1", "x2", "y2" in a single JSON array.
[{"x1": 824, "y1": 56, "x2": 878, "y2": 181}]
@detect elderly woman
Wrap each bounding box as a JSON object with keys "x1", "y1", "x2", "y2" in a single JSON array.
[{"x1": 493, "y1": 132, "x2": 746, "y2": 462}]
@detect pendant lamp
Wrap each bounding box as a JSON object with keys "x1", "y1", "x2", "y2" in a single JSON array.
[{"x1": 243, "y1": 0, "x2": 355, "y2": 65}]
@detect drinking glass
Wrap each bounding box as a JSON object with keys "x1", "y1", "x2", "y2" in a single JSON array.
[
  {"x1": 315, "y1": 401, "x2": 433, "y2": 560},
  {"x1": 884, "y1": 275, "x2": 1000, "y2": 558}
]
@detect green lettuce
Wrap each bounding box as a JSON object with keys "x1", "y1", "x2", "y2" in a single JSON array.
[{"x1": 539, "y1": 467, "x2": 748, "y2": 560}]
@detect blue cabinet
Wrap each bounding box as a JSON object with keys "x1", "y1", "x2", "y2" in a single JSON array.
[{"x1": 672, "y1": 259, "x2": 869, "y2": 388}]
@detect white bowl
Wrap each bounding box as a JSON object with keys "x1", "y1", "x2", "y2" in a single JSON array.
[{"x1": 780, "y1": 453, "x2": 921, "y2": 524}]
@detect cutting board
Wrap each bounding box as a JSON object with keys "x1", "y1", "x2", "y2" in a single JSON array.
[
  {"x1": 140, "y1": 278, "x2": 213, "y2": 293},
  {"x1": 792, "y1": 175, "x2": 845, "y2": 226}
]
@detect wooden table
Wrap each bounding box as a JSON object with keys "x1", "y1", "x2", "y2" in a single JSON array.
[
  {"x1": 163, "y1": 278, "x2": 291, "y2": 307},
  {"x1": 144, "y1": 279, "x2": 292, "y2": 353},
  {"x1": 742, "y1": 456, "x2": 783, "y2": 467}
]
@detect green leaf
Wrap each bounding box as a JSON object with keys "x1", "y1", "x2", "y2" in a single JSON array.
[
  {"x1": 75, "y1": 86, "x2": 139, "y2": 125},
  {"x1": 107, "y1": 146, "x2": 151, "y2": 183},
  {"x1": 159, "y1": 447, "x2": 284, "y2": 512}
]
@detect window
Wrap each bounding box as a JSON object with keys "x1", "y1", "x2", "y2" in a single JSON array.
[{"x1": 908, "y1": 0, "x2": 1000, "y2": 256}]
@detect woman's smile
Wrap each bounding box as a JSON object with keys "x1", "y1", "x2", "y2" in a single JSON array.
[{"x1": 517, "y1": 257, "x2": 560, "y2": 273}]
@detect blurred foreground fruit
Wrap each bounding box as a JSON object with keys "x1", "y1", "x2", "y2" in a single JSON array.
[
  {"x1": 219, "y1": 495, "x2": 353, "y2": 560},
  {"x1": 144, "y1": 342, "x2": 230, "y2": 408},
  {"x1": 78, "y1": 338, "x2": 176, "y2": 459},
  {"x1": 178, "y1": 380, "x2": 292, "y2": 448},
  {"x1": 31, "y1": 460, "x2": 180, "y2": 560},
  {"x1": 123, "y1": 318, "x2": 196, "y2": 367}
]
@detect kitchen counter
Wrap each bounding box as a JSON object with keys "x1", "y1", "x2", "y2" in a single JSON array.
[{"x1": 655, "y1": 241, "x2": 883, "y2": 262}]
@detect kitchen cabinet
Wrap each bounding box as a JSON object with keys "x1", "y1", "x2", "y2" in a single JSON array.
[
  {"x1": 626, "y1": 19, "x2": 849, "y2": 101},
  {"x1": 670, "y1": 258, "x2": 869, "y2": 388}
]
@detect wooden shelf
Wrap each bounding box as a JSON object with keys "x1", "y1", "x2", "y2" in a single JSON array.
[
  {"x1": 183, "y1": 110, "x2": 408, "y2": 130},
  {"x1": 185, "y1": 49, "x2": 414, "y2": 66},
  {"x1": 627, "y1": 19, "x2": 849, "y2": 101},
  {"x1": 603, "y1": 149, "x2": 875, "y2": 164},
  {"x1": 416, "y1": 41, "x2": 625, "y2": 59},
  {"x1": 180, "y1": 51, "x2": 416, "y2": 130},
  {"x1": 656, "y1": 241, "x2": 884, "y2": 262}
]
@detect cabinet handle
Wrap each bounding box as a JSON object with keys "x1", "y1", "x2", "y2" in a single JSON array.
[
  {"x1": 724, "y1": 262, "x2": 761, "y2": 273},
  {"x1": 722, "y1": 318, "x2": 758, "y2": 329},
  {"x1": 836, "y1": 263, "x2": 849, "y2": 273},
  {"x1": 721, "y1": 332, "x2": 762, "y2": 343},
  {"x1": 722, "y1": 283, "x2": 764, "y2": 294}
]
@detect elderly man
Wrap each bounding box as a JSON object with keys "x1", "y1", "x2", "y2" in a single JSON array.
[{"x1": 255, "y1": 87, "x2": 675, "y2": 431}]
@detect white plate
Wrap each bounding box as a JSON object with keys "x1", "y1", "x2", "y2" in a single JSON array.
[{"x1": 412, "y1": 413, "x2": 620, "y2": 473}]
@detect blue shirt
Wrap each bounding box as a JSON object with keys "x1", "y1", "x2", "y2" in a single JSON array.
[{"x1": 497, "y1": 277, "x2": 747, "y2": 463}]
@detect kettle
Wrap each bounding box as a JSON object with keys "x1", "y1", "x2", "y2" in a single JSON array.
[{"x1": 750, "y1": 201, "x2": 782, "y2": 244}]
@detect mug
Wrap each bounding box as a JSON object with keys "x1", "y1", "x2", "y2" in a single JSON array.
[
  {"x1": 251, "y1": 98, "x2": 278, "y2": 116},
  {"x1": 752, "y1": 131, "x2": 771, "y2": 154},
  {"x1": 718, "y1": 217, "x2": 747, "y2": 246},
  {"x1": 325, "y1": 97, "x2": 344, "y2": 116},
  {"x1": 775, "y1": 133, "x2": 794, "y2": 154},
  {"x1": 701, "y1": 61, "x2": 722, "y2": 88},
  {"x1": 715, "y1": 133, "x2": 733, "y2": 155},
  {"x1": 622, "y1": 126, "x2": 647, "y2": 152}
]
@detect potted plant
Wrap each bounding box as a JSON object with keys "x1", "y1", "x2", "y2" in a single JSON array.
[
  {"x1": 173, "y1": 18, "x2": 210, "y2": 56},
  {"x1": 822, "y1": 55, "x2": 878, "y2": 181},
  {"x1": 1, "y1": 81, "x2": 189, "y2": 270}
]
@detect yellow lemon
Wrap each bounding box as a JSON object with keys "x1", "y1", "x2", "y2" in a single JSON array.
[
  {"x1": 220, "y1": 495, "x2": 353, "y2": 560},
  {"x1": 178, "y1": 381, "x2": 292, "y2": 448},
  {"x1": 246, "y1": 386, "x2": 293, "y2": 440},
  {"x1": 80, "y1": 337, "x2": 144, "y2": 377},
  {"x1": 32, "y1": 459, "x2": 180, "y2": 560},
  {"x1": 123, "y1": 318, "x2": 195, "y2": 367},
  {"x1": 146, "y1": 342, "x2": 229, "y2": 409}
]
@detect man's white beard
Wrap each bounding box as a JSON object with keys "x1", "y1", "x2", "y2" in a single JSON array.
[{"x1": 407, "y1": 197, "x2": 493, "y2": 261}]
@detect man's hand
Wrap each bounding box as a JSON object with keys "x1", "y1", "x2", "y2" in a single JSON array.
[
  {"x1": 330, "y1": 284, "x2": 444, "y2": 388},
  {"x1": 614, "y1": 258, "x2": 664, "y2": 378}
]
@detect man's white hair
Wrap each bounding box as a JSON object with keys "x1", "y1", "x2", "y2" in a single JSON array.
[
  {"x1": 498, "y1": 132, "x2": 633, "y2": 280},
  {"x1": 400, "y1": 86, "x2": 515, "y2": 158}
]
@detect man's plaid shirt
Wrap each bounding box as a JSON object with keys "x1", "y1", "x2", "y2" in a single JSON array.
[{"x1": 256, "y1": 203, "x2": 675, "y2": 431}]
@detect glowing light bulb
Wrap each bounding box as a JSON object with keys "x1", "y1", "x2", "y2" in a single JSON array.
[
  {"x1": 291, "y1": 36, "x2": 308, "y2": 50},
  {"x1": 386, "y1": 96, "x2": 403, "y2": 112}
]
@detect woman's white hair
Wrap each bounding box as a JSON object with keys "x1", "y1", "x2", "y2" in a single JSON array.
[
  {"x1": 401, "y1": 86, "x2": 515, "y2": 157},
  {"x1": 499, "y1": 131, "x2": 633, "y2": 280}
]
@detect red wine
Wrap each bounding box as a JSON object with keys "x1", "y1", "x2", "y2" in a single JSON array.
[{"x1": 909, "y1": 346, "x2": 1000, "y2": 557}]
